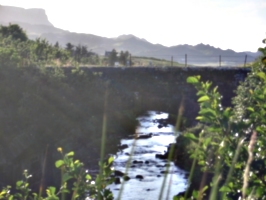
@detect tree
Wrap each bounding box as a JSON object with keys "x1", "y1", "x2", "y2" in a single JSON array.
[
  {"x1": 108, "y1": 49, "x2": 117, "y2": 66},
  {"x1": 54, "y1": 41, "x2": 59, "y2": 48},
  {"x1": 0, "y1": 24, "x2": 28, "y2": 41},
  {"x1": 65, "y1": 42, "x2": 75, "y2": 59},
  {"x1": 81, "y1": 45, "x2": 88, "y2": 57},
  {"x1": 119, "y1": 50, "x2": 130, "y2": 66},
  {"x1": 74, "y1": 44, "x2": 82, "y2": 63}
]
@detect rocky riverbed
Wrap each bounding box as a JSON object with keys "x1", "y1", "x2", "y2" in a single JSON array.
[{"x1": 108, "y1": 111, "x2": 187, "y2": 200}]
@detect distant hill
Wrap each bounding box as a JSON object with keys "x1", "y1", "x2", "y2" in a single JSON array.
[
  {"x1": 0, "y1": 5, "x2": 261, "y2": 66},
  {"x1": 0, "y1": 5, "x2": 53, "y2": 26}
]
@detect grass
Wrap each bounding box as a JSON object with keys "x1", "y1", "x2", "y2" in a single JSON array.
[{"x1": 132, "y1": 56, "x2": 185, "y2": 67}]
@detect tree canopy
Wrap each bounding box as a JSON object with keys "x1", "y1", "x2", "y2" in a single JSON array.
[
  {"x1": 0, "y1": 24, "x2": 28, "y2": 41},
  {"x1": 0, "y1": 24, "x2": 99, "y2": 67}
]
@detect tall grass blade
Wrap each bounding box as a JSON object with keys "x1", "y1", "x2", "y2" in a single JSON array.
[
  {"x1": 39, "y1": 144, "x2": 49, "y2": 197},
  {"x1": 159, "y1": 98, "x2": 184, "y2": 200},
  {"x1": 242, "y1": 131, "x2": 256, "y2": 199},
  {"x1": 98, "y1": 87, "x2": 109, "y2": 200},
  {"x1": 221, "y1": 137, "x2": 244, "y2": 199}
]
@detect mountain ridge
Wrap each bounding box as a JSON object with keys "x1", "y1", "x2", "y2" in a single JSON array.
[
  {"x1": 0, "y1": 5, "x2": 261, "y2": 64},
  {"x1": 0, "y1": 5, "x2": 53, "y2": 26}
]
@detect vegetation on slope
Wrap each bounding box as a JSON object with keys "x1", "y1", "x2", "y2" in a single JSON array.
[{"x1": 0, "y1": 24, "x2": 139, "y2": 192}]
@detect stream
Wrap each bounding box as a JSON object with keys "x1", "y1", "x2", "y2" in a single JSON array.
[{"x1": 108, "y1": 111, "x2": 188, "y2": 200}]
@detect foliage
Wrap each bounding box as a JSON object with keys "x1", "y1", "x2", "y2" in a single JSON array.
[
  {"x1": 0, "y1": 24, "x2": 28, "y2": 42},
  {"x1": 0, "y1": 148, "x2": 115, "y2": 200},
  {"x1": 0, "y1": 24, "x2": 99, "y2": 67},
  {"x1": 0, "y1": 25, "x2": 139, "y2": 198},
  {"x1": 107, "y1": 49, "x2": 131, "y2": 66},
  {"x1": 177, "y1": 37, "x2": 266, "y2": 199},
  {"x1": 108, "y1": 49, "x2": 118, "y2": 66},
  {"x1": 118, "y1": 51, "x2": 130, "y2": 66},
  {"x1": 2, "y1": 23, "x2": 266, "y2": 200}
]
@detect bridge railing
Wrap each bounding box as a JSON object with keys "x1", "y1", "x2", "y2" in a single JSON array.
[{"x1": 130, "y1": 54, "x2": 258, "y2": 67}]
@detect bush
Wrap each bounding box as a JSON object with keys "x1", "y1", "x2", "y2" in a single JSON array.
[
  {"x1": 176, "y1": 37, "x2": 266, "y2": 199},
  {"x1": 0, "y1": 148, "x2": 115, "y2": 200}
]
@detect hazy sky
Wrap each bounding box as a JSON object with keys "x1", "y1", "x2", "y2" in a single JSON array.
[{"x1": 0, "y1": 0, "x2": 265, "y2": 52}]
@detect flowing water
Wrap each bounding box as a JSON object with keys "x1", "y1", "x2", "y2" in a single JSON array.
[{"x1": 108, "y1": 111, "x2": 188, "y2": 200}]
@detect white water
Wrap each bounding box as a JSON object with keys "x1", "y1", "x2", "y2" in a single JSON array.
[{"x1": 108, "y1": 111, "x2": 188, "y2": 200}]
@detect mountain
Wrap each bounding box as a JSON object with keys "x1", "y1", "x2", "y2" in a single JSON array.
[
  {"x1": 0, "y1": 5, "x2": 53, "y2": 26},
  {"x1": 0, "y1": 5, "x2": 261, "y2": 65}
]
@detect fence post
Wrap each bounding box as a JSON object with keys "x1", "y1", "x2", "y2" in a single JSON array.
[
  {"x1": 185, "y1": 54, "x2": 187, "y2": 67},
  {"x1": 129, "y1": 54, "x2": 131, "y2": 67},
  {"x1": 244, "y1": 55, "x2": 247, "y2": 67},
  {"x1": 219, "y1": 55, "x2": 221, "y2": 67},
  {"x1": 171, "y1": 56, "x2": 173, "y2": 67}
]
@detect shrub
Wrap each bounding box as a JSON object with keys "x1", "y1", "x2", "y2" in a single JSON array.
[{"x1": 176, "y1": 37, "x2": 266, "y2": 200}]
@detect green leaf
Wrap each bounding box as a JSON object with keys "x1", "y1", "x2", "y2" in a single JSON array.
[
  {"x1": 247, "y1": 107, "x2": 254, "y2": 112},
  {"x1": 184, "y1": 133, "x2": 198, "y2": 142},
  {"x1": 55, "y1": 160, "x2": 64, "y2": 168},
  {"x1": 66, "y1": 151, "x2": 74, "y2": 157},
  {"x1": 108, "y1": 156, "x2": 114, "y2": 164},
  {"x1": 202, "y1": 185, "x2": 208, "y2": 192},
  {"x1": 196, "y1": 116, "x2": 203, "y2": 120},
  {"x1": 187, "y1": 76, "x2": 199, "y2": 84},
  {"x1": 74, "y1": 160, "x2": 80, "y2": 164},
  {"x1": 207, "y1": 127, "x2": 221, "y2": 133},
  {"x1": 203, "y1": 137, "x2": 212, "y2": 147},
  {"x1": 213, "y1": 86, "x2": 218, "y2": 93},
  {"x1": 0, "y1": 190, "x2": 7, "y2": 195},
  {"x1": 16, "y1": 180, "x2": 23, "y2": 187},
  {"x1": 62, "y1": 174, "x2": 72, "y2": 182},
  {"x1": 205, "y1": 81, "x2": 212, "y2": 90},
  {"x1": 198, "y1": 95, "x2": 210, "y2": 102},
  {"x1": 256, "y1": 126, "x2": 264, "y2": 133},
  {"x1": 257, "y1": 72, "x2": 266, "y2": 81},
  {"x1": 257, "y1": 94, "x2": 265, "y2": 100},
  {"x1": 196, "y1": 75, "x2": 201, "y2": 79},
  {"x1": 228, "y1": 182, "x2": 233, "y2": 188},
  {"x1": 86, "y1": 174, "x2": 92, "y2": 180},
  {"x1": 61, "y1": 188, "x2": 70, "y2": 194},
  {"x1": 199, "y1": 108, "x2": 216, "y2": 117},
  {"x1": 219, "y1": 185, "x2": 231, "y2": 192},
  {"x1": 192, "y1": 190, "x2": 199, "y2": 199},
  {"x1": 173, "y1": 196, "x2": 183, "y2": 200},
  {"x1": 196, "y1": 90, "x2": 205, "y2": 96},
  {"x1": 223, "y1": 108, "x2": 231, "y2": 118},
  {"x1": 256, "y1": 187, "x2": 264, "y2": 197},
  {"x1": 47, "y1": 186, "x2": 56, "y2": 195},
  {"x1": 198, "y1": 160, "x2": 205, "y2": 165}
]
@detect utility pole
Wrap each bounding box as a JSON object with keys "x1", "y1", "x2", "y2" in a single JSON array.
[{"x1": 185, "y1": 54, "x2": 187, "y2": 67}]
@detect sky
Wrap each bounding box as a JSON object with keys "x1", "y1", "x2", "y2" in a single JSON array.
[{"x1": 0, "y1": 0, "x2": 265, "y2": 52}]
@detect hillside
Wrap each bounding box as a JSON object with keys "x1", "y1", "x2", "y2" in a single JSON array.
[{"x1": 0, "y1": 5, "x2": 261, "y2": 65}]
